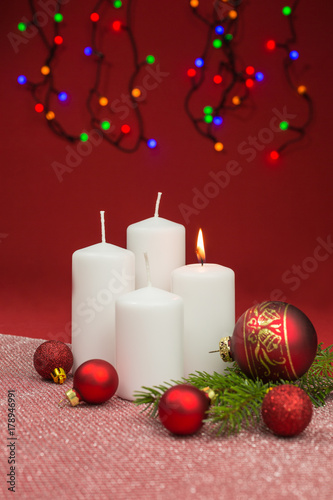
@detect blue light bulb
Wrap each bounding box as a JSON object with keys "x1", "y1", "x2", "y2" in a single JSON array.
[
  {"x1": 213, "y1": 116, "x2": 223, "y2": 126},
  {"x1": 17, "y1": 75, "x2": 27, "y2": 84},
  {"x1": 255, "y1": 72, "x2": 264, "y2": 81},
  {"x1": 147, "y1": 139, "x2": 157, "y2": 149},
  {"x1": 84, "y1": 46, "x2": 93, "y2": 56},
  {"x1": 58, "y1": 92, "x2": 68, "y2": 101},
  {"x1": 215, "y1": 25, "x2": 224, "y2": 35},
  {"x1": 289, "y1": 50, "x2": 299, "y2": 60},
  {"x1": 195, "y1": 58, "x2": 204, "y2": 68}
]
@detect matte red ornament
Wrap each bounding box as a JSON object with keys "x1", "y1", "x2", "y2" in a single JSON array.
[
  {"x1": 261, "y1": 385, "x2": 313, "y2": 437},
  {"x1": 158, "y1": 384, "x2": 210, "y2": 435},
  {"x1": 66, "y1": 359, "x2": 118, "y2": 406},
  {"x1": 33, "y1": 340, "x2": 73, "y2": 383},
  {"x1": 225, "y1": 301, "x2": 317, "y2": 383}
]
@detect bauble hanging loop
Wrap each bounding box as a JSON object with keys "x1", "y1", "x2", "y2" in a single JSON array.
[{"x1": 218, "y1": 301, "x2": 317, "y2": 382}]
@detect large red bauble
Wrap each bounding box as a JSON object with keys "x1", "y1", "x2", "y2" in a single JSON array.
[
  {"x1": 158, "y1": 384, "x2": 210, "y2": 435},
  {"x1": 230, "y1": 301, "x2": 317, "y2": 382},
  {"x1": 73, "y1": 359, "x2": 118, "y2": 404},
  {"x1": 33, "y1": 340, "x2": 73, "y2": 381},
  {"x1": 261, "y1": 385, "x2": 313, "y2": 437}
]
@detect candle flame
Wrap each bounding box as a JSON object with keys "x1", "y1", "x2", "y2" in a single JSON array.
[{"x1": 196, "y1": 228, "x2": 205, "y2": 265}]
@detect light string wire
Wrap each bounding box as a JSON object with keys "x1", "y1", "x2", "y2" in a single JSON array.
[
  {"x1": 184, "y1": 0, "x2": 259, "y2": 153},
  {"x1": 271, "y1": 0, "x2": 314, "y2": 157}
]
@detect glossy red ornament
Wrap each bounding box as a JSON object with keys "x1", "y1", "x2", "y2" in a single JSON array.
[
  {"x1": 33, "y1": 340, "x2": 73, "y2": 383},
  {"x1": 66, "y1": 359, "x2": 118, "y2": 406},
  {"x1": 261, "y1": 385, "x2": 313, "y2": 437},
  {"x1": 229, "y1": 302, "x2": 317, "y2": 382},
  {"x1": 158, "y1": 384, "x2": 210, "y2": 435}
]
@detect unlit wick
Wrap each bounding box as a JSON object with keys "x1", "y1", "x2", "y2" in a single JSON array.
[
  {"x1": 154, "y1": 192, "x2": 162, "y2": 217},
  {"x1": 100, "y1": 210, "x2": 106, "y2": 243},
  {"x1": 144, "y1": 252, "x2": 152, "y2": 287}
]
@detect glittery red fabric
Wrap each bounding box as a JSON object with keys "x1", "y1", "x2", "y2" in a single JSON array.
[
  {"x1": 33, "y1": 340, "x2": 73, "y2": 379},
  {"x1": 1, "y1": 334, "x2": 333, "y2": 500}
]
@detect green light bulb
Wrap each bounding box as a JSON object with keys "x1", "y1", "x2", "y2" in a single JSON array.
[
  {"x1": 80, "y1": 133, "x2": 89, "y2": 142},
  {"x1": 146, "y1": 55, "x2": 155, "y2": 64},
  {"x1": 212, "y1": 39, "x2": 222, "y2": 49},
  {"x1": 101, "y1": 121, "x2": 111, "y2": 131},
  {"x1": 224, "y1": 34, "x2": 233, "y2": 41},
  {"x1": 203, "y1": 106, "x2": 213, "y2": 115},
  {"x1": 282, "y1": 6, "x2": 292, "y2": 16},
  {"x1": 54, "y1": 13, "x2": 63, "y2": 22},
  {"x1": 113, "y1": 0, "x2": 122, "y2": 8},
  {"x1": 204, "y1": 115, "x2": 213, "y2": 123},
  {"x1": 279, "y1": 121, "x2": 289, "y2": 130},
  {"x1": 17, "y1": 22, "x2": 26, "y2": 32}
]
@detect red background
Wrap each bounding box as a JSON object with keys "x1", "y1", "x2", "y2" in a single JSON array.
[{"x1": 1, "y1": 0, "x2": 332, "y2": 346}]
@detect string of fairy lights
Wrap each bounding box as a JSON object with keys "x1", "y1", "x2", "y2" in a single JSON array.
[
  {"x1": 185, "y1": 0, "x2": 264, "y2": 153},
  {"x1": 17, "y1": 0, "x2": 158, "y2": 152},
  {"x1": 266, "y1": 0, "x2": 313, "y2": 160},
  {"x1": 16, "y1": 0, "x2": 313, "y2": 159},
  {"x1": 186, "y1": 0, "x2": 313, "y2": 158}
]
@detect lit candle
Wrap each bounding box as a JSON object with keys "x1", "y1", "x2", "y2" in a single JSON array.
[
  {"x1": 126, "y1": 192, "x2": 185, "y2": 291},
  {"x1": 115, "y1": 253, "x2": 184, "y2": 400},
  {"x1": 171, "y1": 229, "x2": 235, "y2": 377},
  {"x1": 72, "y1": 211, "x2": 135, "y2": 372}
]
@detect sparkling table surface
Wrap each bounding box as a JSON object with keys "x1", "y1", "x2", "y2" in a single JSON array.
[{"x1": 1, "y1": 334, "x2": 333, "y2": 500}]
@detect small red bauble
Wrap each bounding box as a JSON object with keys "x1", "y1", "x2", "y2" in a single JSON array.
[
  {"x1": 66, "y1": 359, "x2": 118, "y2": 406},
  {"x1": 33, "y1": 340, "x2": 73, "y2": 383},
  {"x1": 224, "y1": 301, "x2": 317, "y2": 382},
  {"x1": 158, "y1": 384, "x2": 210, "y2": 435},
  {"x1": 261, "y1": 385, "x2": 313, "y2": 437}
]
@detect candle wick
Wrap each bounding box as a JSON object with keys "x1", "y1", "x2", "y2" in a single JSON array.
[
  {"x1": 201, "y1": 259, "x2": 204, "y2": 266},
  {"x1": 144, "y1": 252, "x2": 152, "y2": 287},
  {"x1": 154, "y1": 192, "x2": 162, "y2": 217},
  {"x1": 100, "y1": 210, "x2": 106, "y2": 243}
]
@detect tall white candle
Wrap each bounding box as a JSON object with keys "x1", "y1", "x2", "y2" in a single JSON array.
[
  {"x1": 127, "y1": 192, "x2": 185, "y2": 291},
  {"x1": 116, "y1": 253, "x2": 184, "y2": 400},
  {"x1": 72, "y1": 211, "x2": 135, "y2": 372},
  {"x1": 171, "y1": 229, "x2": 235, "y2": 377}
]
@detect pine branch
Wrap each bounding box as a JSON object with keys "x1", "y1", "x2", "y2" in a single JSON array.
[
  {"x1": 205, "y1": 375, "x2": 269, "y2": 435},
  {"x1": 133, "y1": 343, "x2": 333, "y2": 434}
]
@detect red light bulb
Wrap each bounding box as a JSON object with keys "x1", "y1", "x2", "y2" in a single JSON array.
[
  {"x1": 213, "y1": 75, "x2": 222, "y2": 84},
  {"x1": 245, "y1": 78, "x2": 254, "y2": 88},
  {"x1": 187, "y1": 68, "x2": 196, "y2": 77},
  {"x1": 112, "y1": 20, "x2": 122, "y2": 31},
  {"x1": 266, "y1": 40, "x2": 276, "y2": 50},
  {"x1": 35, "y1": 103, "x2": 44, "y2": 113},
  {"x1": 245, "y1": 66, "x2": 255, "y2": 75},
  {"x1": 54, "y1": 35, "x2": 63, "y2": 45},
  {"x1": 90, "y1": 12, "x2": 99, "y2": 22},
  {"x1": 270, "y1": 150, "x2": 279, "y2": 160},
  {"x1": 121, "y1": 124, "x2": 131, "y2": 134}
]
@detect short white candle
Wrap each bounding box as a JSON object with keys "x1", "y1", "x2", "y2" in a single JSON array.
[
  {"x1": 126, "y1": 192, "x2": 185, "y2": 291},
  {"x1": 171, "y1": 229, "x2": 235, "y2": 377},
  {"x1": 116, "y1": 253, "x2": 184, "y2": 400},
  {"x1": 72, "y1": 211, "x2": 135, "y2": 372}
]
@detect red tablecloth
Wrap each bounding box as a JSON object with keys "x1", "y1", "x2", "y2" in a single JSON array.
[{"x1": 1, "y1": 334, "x2": 332, "y2": 500}]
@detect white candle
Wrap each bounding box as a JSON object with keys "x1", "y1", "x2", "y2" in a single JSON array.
[
  {"x1": 126, "y1": 192, "x2": 185, "y2": 291},
  {"x1": 72, "y1": 211, "x2": 135, "y2": 372},
  {"x1": 171, "y1": 229, "x2": 235, "y2": 377},
  {"x1": 116, "y1": 253, "x2": 184, "y2": 400}
]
